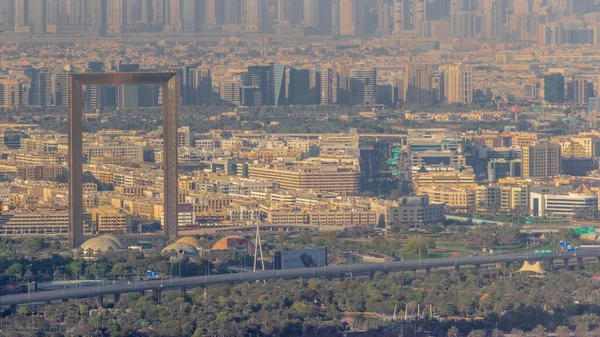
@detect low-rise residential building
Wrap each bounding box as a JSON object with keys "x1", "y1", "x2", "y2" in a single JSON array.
[
  {"x1": 249, "y1": 162, "x2": 360, "y2": 195},
  {"x1": 91, "y1": 206, "x2": 132, "y2": 233},
  {"x1": 420, "y1": 186, "x2": 475, "y2": 211},
  {"x1": 392, "y1": 195, "x2": 445, "y2": 228}
]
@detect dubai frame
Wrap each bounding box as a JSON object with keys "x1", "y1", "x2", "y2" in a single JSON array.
[{"x1": 69, "y1": 73, "x2": 179, "y2": 247}]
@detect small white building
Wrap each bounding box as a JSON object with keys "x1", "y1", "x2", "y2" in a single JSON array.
[{"x1": 530, "y1": 185, "x2": 598, "y2": 218}]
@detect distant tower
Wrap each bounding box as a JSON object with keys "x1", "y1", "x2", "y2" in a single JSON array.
[
  {"x1": 46, "y1": 0, "x2": 59, "y2": 33},
  {"x1": 196, "y1": 66, "x2": 213, "y2": 105},
  {"x1": 224, "y1": 0, "x2": 241, "y2": 25},
  {"x1": 108, "y1": 0, "x2": 126, "y2": 33},
  {"x1": 403, "y1": 63, "x2": 434, "y2": 105},
  {"x1": 168, "y1": 0, "x2": 181, "y2": 31},
  {"x1": 14, "y1": 0, "x2": 31, "y2": 33},
  {"x1": 181, "y1": 0, "x2": 201, "y2": 32},
  {"x1": 339, "y1": 0, "x2": 366, "y2": 37},
  {"x1": 245, "y1": 0, "x2": 263, "y2": 32},
  {"x1": 443, "y1": 63, "x2": 473, "y2": 104},
  {"x1": 303, "y1": 0, "x2": 317, "y2": 28},
  {"x1": 67, "y1": 0, "x2": 82, "y2": 25},
  {"x1": 350, "y1": 68, "x2": 377, "y2": 105},
  {"x1": 376, "y1": 0, "x2": 391, "y2": 35},
  {"x1": 205, "y1": 0, "x2": 218, "y2": 25},
  {"x1": 31, "y1": 0, "x2": 47, "y2": 34},
  {"x1": 89, "y1": 0, "x2": 107, "y2": 37}
]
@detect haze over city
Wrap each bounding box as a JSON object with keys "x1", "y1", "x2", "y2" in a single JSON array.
[{"x1": 2, "y1": 1, "x2": 600, "y2": 337}]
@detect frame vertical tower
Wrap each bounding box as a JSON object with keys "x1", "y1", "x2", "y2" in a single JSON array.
[{"x1": 68, "y1": 73, "x2": 179, "y2": 247}]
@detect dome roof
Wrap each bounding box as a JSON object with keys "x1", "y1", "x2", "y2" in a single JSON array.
[
  {"x1": 97, "y1": 235, "x2": 123, "y2": 249},
  {"x1": 161, "y1": 242, "x2": 200, "y2": 256},
  {"x1": 176, "y1": 236, "x2": 202, "y2": 249},
  {"x1": 211, "y1": 235, "x2": 254, "y2": 254},
  {"x1": 81, "y1": 237, "x2": 121, "y2": 252}
]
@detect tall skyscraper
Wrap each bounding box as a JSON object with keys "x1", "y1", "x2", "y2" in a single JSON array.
[
  {"x1": 182, "y1": 0, "x2": 202, "y2": 32},
  {"x1": 195, "y1": 66, "x2": 213, "y2": 105},
  {"x1": 269, "y1": 63, "x2": 286, "y2": 106},
  {"x1": 118, "y1": 63, "x2": 141, "y2": 108},
  {"x1": 85, "y1": 61, "x2": 106, "y2": 109},
  {"x1": 483, "y1": 0, "x2": 506, "y2": 40},
  {"x1": 403, "y1": 63, "x2": 433, "y2": 105},
  {"x1": 152, "y1": 0, "x2": 167, "y2": 27},
  {"x1": 224, "y1": 0, "x2": 241, "y2": 25},
  {"x1": 55, "y1": 66, "x2": 74, "y2": 107},
  {"x1": 108, "y1": 0, "x2": 126, "y2": 33},
  {"x1": 568, "y1": 77, "x2": 595, "y2": 107},
  {"x1": 0, "y1": 0, "x2": 15, "y2": 28},
  {"x1": 167, "y1": 0, "x2": 181, "y2": 31},
  {"x1": 319, "y1": 68, "x2": 336, "y2": 105},
  {"x1": 46, "y1": 0, "x2": 59, "y2": 33},
  {"x1": 14, "y1": 0, "x2": 31, "y2": 33},
  {"x1": 399, "y1": 63, "x2": 433, "y2": 105},
  {"x1": 340, "y1": 0, "x2": 366, "y2": 36},
  {"x1": 316, "y1": 0, "x2": 332, "y2": 34},
  {"x1": 376, "y1": 0, "x2": 391, "y2": 35},
  {"x1": 443, "y1": 63, "x2": 473, "y2": 104},
  {"x1": 171, "y1": 63, "x2": 201, "y2": 105},
  {"x1": 245, "y1": 0, "x2": 263, "y2": 32},
  {"x1": 90, "y1": 0, "x2": 107, "y2": 37},
  {"x1": 544, "y1": 73, "x2": 565, "y2": 104},
  {"x1": 522, "y1": 143, "x2": 561, "y2": 178},
  {"x1": 450, "y1": 0, "x2": 474, "y2": 38},
  {"x1": 331, "y1": 0, "x2": 340, "y2": 34},
  {"x1": 205, "y1": 0, "x2": 218, "y2": 25},
  {"x1": 393, "y1": 0, "x2": 415, "y2": 34},
  {"x1": 67, "y1": 0, "x2": 83, "y2": 25},
  {"x1": 303, "y1": 0, "x2": 317, "y2": 27},
  {"x1": 288, "y1": 68, "x2": 317, "y2": 105},
  {"x1": 31, "y1": 0, "x2": 47, "y2": 34},
  {"x1": 350, "y1": 68, "x2": 377, "y2": 105}
]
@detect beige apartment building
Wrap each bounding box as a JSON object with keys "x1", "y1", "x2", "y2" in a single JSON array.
[
  {"x1": 420, "y1": 186, "x2": 475, "y2": 211},
  {"x1": 307, "y1": 208, "x2": 377, "y2": 227},
  {"x1": 522, "y1": 142, "x2": 561, "y2": 177},
  {"x1": 551, "y1": 135, "x2": 600, "y2": 158},
  {"x1": 413, "y1": 171, "x2": 476, "y2": 194},
  {"x1": 249, "y1": 164, "x2": 360, "y2": 195},
  {"x1": 82, "y1": 142, "x2": 144, "y2": 162},
  {"x1": 92, "y1": 206, "x2": 132, "y2": 233}
]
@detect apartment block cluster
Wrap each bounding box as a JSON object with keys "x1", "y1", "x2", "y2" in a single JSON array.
[
  {"x1": 1, "y1": 0, "x2": 598, "y2": 44},
  {"x1": 405, "y1": 128, "x2": 600, "y2": 219},
  {"x1": 0, "y1": 125, "x2": 444, "y2": 236}
]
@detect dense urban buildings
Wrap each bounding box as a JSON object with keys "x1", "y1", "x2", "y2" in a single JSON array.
[{"x1": 3, "y1": 2, "x2": 600, "y2": 336}]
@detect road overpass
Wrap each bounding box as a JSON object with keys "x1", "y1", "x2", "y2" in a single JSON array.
[{"x1": 1, "y1": 249, "x2": 598, "y2": 308}]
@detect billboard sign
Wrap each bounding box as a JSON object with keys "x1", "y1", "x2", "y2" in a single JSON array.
[{"x1": 276, "y1": 248, "x2": 328, "y2": 270}]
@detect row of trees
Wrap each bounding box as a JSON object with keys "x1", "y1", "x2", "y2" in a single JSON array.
[{"x1": 5, "y1": 266, "x2": 600, "y2": 337}]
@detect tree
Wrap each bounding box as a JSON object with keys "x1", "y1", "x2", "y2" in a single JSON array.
[
  {"x1": 531, "y1": 324, "x2": 548, "y2": 337},
  {"x1": 66, "y1": 261, "x2": 84, "y2": 279},
  {"x1": 554, "y1": 326, "x2": 570, "y2": 337},
  {"x1": 323, "y1": 231, "x2": 338, "y2": 242},
  {"x1": 510, "y1": 328, "x2": 527, "y2": 337},
  {"x1": 390, "y1": 220, "x2": 410, "y2": 234},
  {"x1": 468, "y1": 330, "x2": 486, "y2": 337},
  {"x1": 405, "y1": 238, "x2": 435, "y2": 255},
  {"x1": 447, "y1": 326, "x2": 460, "y2": 337}
]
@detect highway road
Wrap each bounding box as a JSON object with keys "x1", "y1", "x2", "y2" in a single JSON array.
[{"x1": 1, "y1": 249, "x2": 598, "y2": 307}]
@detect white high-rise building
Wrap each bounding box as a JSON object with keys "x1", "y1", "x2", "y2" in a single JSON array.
[{"x1": 443, "y1": 63, "x2": 473, "y2": 104}]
